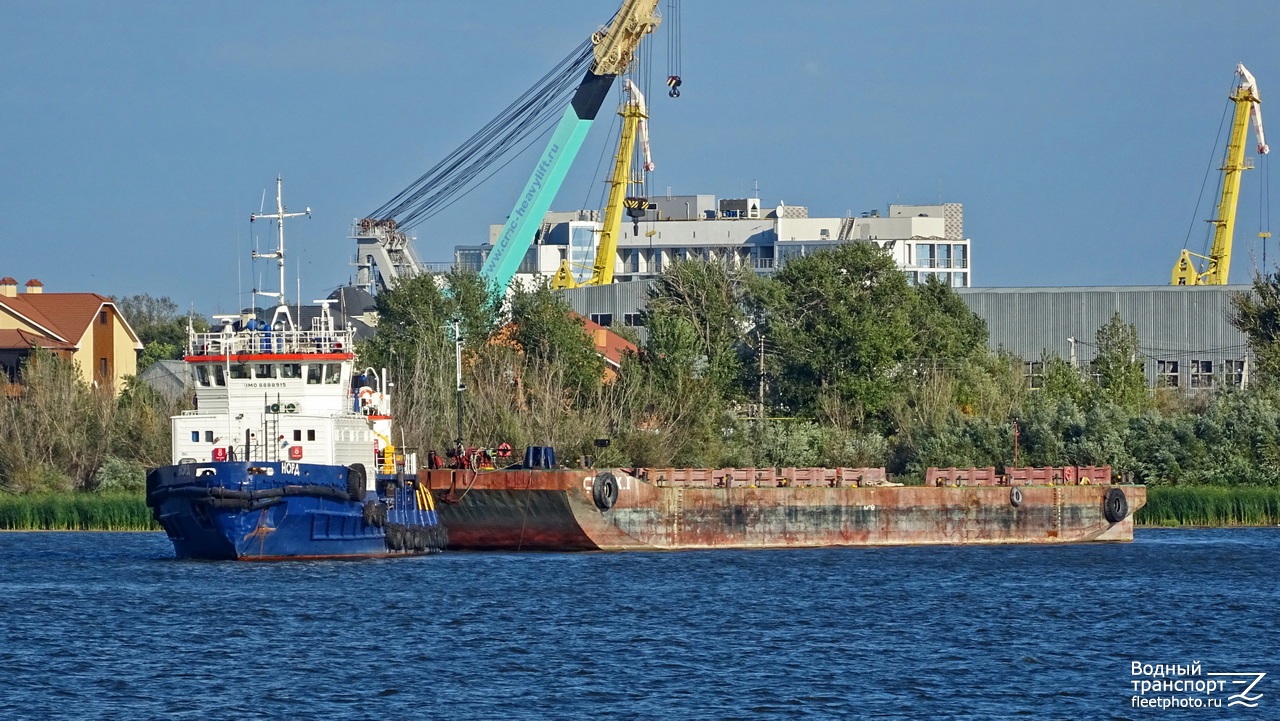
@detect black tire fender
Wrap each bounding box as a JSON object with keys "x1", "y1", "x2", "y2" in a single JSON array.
[
  {"x1": 1103, "y1": 487, "x2": 1129, "y2": 523},
  {"x1": 1010, "y1": 486, "x2": 1023, "y2": 507},
  {"x1": 593, "y1": 471, "x2": 619, "y2": 511},
  {"x1": 347, "y1": 463, "x2": 367, "y2": 502}
]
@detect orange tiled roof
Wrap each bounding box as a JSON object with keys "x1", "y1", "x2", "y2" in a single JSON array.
[
  {"x1": 0, "y1": 292, "x2": 142, "y2": 348},
  {"x1": 0, "y1": 328, "x2": 76, "y2": 351},
  {"x1": 580, "y1": 316, "x2": 637, "y2": 368}
]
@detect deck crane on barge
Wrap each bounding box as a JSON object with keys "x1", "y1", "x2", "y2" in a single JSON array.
[
  {"x1": 551, "y1": 79, "x2": 655, "y2": 290},
  {"x1": 354, "y1": 0, "x2": 661, "y2": 296},
  {"x1": 1172, "y1": 64, "x2": 1270, "y2": 286},
  {"x1": 482, "y1": 0, "x2": 661, "y2": 295}
]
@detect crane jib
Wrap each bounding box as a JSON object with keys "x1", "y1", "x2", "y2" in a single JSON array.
[{"x1": 480, "y1": 72, "x2": 617, "y2": 293}]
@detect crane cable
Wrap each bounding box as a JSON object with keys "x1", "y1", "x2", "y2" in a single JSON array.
[
  {"x1": 665, "y1": 0, "x2": 682, "y2": 97},
  {"x1": 368, "y1": 39, "x2": 594, "y2": 229}
]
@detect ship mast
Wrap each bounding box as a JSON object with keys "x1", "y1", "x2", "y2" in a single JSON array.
[{"x1": 251, "y1": 176, "x2": 311, "y2": 326}]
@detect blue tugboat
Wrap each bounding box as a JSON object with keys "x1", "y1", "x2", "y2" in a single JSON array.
[{"x1": 146, "y1": 178, "x2": 446, "y2": 560}]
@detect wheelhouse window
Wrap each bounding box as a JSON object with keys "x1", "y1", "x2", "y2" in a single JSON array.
[
  {"x1": 254, "y1": 364, "x2": 277, "y2": 379},
  {"x1": 229, "y1": 364, "x2": 249, "y2": 380},
  {"x1": 195, "y1": 365, "x2": 211, "y2": 386},
  {"x1": 324, "y1": 363, "x2": 342, "y2": 384},
  {"x1": 306, "y1": 364, "x2": 322, "y2": 384},
  {"x1": 280, "y1": 363, "x2": 301, "y2": 379},
  {"x1": 212, "y1": 365, "x2": 226, "y2": 386}
]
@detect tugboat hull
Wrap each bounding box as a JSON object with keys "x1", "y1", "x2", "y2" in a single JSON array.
[{"x1": 147, "y1": 462, "x2": 446, "y2": 561}]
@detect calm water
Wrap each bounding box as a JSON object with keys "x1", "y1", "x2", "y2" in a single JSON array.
[{"x1": 0, "y1": 529, "x2": 1275, "y2": 720}]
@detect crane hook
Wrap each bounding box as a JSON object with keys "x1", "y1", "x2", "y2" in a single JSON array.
[{"x1": 667, "y1": 75, "x2": 682, "y2": 98}]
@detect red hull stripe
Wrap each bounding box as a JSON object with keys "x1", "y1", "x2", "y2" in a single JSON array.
[{"x1": 185, "y1": 353, "x2": 354, "y2": 362}]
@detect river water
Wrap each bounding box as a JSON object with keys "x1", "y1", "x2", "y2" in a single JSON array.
[{"x1": 0, "y1": 529, "x2": 1274, "y2": 719}]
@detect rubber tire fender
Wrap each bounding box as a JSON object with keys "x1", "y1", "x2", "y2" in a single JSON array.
[
  {"x1": 1009, "y1": 486, "x2": 1023, "y2": 507},
  {"x1": 1103, "y1": 487, "x2": 1129, "y2": 523},
  {"x1": 347, "y1": 463, "x2": 367, "y2": 502},
  {"x1": 593, "y1": 471, "x2": 619, "y2": 511}
]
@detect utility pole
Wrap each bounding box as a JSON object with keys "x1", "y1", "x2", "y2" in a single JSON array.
[
  {"x1": 758, "y1": 330, "x2": 765, "y2": 424},
  {"x1": 1068, "y1": 336, "x2": 1077, "y2": 369},
  {"x1": 452, "y1": 319, "x2": 465, "y2": 454}
]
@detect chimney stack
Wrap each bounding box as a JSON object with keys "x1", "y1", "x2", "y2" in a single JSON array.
[
  {"x1": 24, "y1": 279, "x2": 43, "y2": 294},
  {"x1": 0, "y1": 277, "x2": 16, "y2": 298}
]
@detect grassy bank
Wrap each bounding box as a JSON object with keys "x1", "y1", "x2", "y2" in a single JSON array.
[
  {"x1": 0, "y1": 493, "x2": 156, "y2": 531},
  {"x1": 1136, "y1": 486, "x2": 1280, "y2": 527}
]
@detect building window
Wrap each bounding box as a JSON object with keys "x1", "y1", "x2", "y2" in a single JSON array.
[
  {"x1": 1190, "y1": 359, "x2": 1213, "y2": 389},
  {"x1": 1225, "y1": 359, "x2": 1246, "y2": 387},
  {"x1": 590, "y1": 313, "x2": 613, "y2": 327},
  {"x1": 623, "y1": 313, "x2": 645, "y2": 327},
  {"x1": 1157, "y1": 360, "x2": 1179, "y2": 388},
  {"x1": 99, "y1": 310, "x2": 108, "y2": 325},
  {"x1": 517, "y1": 248, "x2": 538, "y2": 274},
  {"x1": 1024, "y1": 361, "x2": 1044, "y2": 390},
  {"x1": 99, "y1": 358, "x2": 108, "y2": 377}
]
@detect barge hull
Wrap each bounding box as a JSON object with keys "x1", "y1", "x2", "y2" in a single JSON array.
[{"x1": 422, "y1": 469, "x2": 1145, "y2": 551}]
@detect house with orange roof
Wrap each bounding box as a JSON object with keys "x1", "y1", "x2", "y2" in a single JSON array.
[{"x1": 0, "y1": 278, "x2": 143, "y2": 393}]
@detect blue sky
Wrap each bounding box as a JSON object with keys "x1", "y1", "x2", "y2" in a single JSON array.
[{"x1": 3, "y1": 1, "x2": 1280, "y2": 313}]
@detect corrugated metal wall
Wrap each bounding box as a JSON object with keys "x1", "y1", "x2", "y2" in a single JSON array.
[{"x1": 563, "y1": 281, "x2": 1255, "y2": 387}]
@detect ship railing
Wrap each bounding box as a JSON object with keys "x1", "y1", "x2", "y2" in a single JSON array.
[
  {"x1": 635, "y1": 467, "x2": 891, "y2": 488},
  {"x1": 926, "y1": 465, "x2": 1114, "y2": 487},
  {"x1": 188, "y1": 327, "x2": 356, "y2": 357}
]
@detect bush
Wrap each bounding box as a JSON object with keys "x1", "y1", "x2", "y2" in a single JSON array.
[{"x1": 93, "y1": 456, "x2": 146, "y2": 493}]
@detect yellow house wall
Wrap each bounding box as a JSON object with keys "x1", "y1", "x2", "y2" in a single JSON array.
[
  {"x1": 0, "y1": 306, "x2": 42, "y2": 332},
  {"x1": 111, "y1": 315, "x2": 139, "y2": 386},
  {"x1": 71, "y1": 327, "x2": 95, "y2": 388}
]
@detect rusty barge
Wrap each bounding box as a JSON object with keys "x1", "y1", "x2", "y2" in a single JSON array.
[{"x1": 420, "y1": 458, "x2": 1145, "y2": 551}]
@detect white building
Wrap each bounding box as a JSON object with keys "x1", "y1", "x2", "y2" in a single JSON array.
[{"x1": 453, "y1": 195, "x2": 972, "y2": 287}]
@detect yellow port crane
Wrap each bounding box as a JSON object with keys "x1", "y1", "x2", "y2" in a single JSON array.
[
  {"x1": 1172, "y1": 64, "x2": 1270, "y2": 285},
  {"x1": 552, "y1": 79, "x2": 654, "y2": 289}
]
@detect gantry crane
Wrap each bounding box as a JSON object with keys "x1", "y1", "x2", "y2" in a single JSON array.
[
  {"x1": 551, "y1": 79, "x2": 654, "y2": 289},
  {"x1": 1172, "y1": 64, "x2": 1270, "y2": 286},
  {"x1": 480, "y1": 0, "x2": 661, "y2": 295}
]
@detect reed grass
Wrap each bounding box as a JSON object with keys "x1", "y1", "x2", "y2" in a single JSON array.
[
  {"x1": 0, "y1": 493, "x2": 157, "y2": 531},
  {"x1": 1136, "y1": 486, "x2": 1280, "y2": 527}
]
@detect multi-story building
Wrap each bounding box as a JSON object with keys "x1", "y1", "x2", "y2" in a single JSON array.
[{"x1": 454, "y1": 195, "x2": 972, "y2": 288}]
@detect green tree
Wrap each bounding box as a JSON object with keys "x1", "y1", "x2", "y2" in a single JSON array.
[
  {"x1": 115, "y1": 294, "x2": 206, "y2": 371},
  {"x1": 644, "y1": 260, "x2": 746, "y2": 399},
  {"x1": 1091, "y1": 312, "x2": 1147, "y2": 412},
  {"x1": 1230, "y1": 271, "x2": 1280, "y2": 386},
  {"x1": 755, "y1": 242, "x2": 915, "y2": 423}
]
